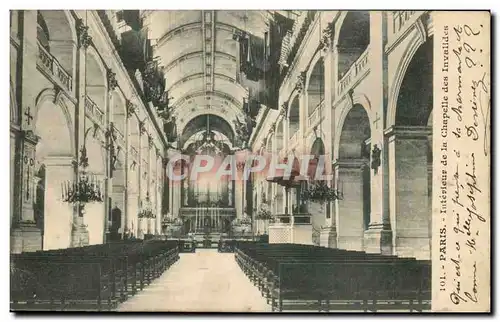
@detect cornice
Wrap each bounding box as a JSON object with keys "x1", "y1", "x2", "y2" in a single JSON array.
[{"x1": 86, "y1": 10, "x2": 169, "y2": 150}]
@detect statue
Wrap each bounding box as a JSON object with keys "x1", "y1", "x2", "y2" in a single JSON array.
[
  {"x1": 110, "y1": 205, "x2": 122, "y2": 241},
  {"x1": 371, "y1": 144, "x2": 381, "y2": 175},
  {"x1": 233, "y1": 115, "x2": 255, "y2": 149},
  {"x1": 164, "y1": 116, "x2": 178, "y2": 142}
]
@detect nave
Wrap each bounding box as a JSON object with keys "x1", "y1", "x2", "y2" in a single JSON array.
[
  {"x1": 118, "y1": 249, "x2": 271, "y2": 312},
  {"x1": 11, "y1": 239, "x2": 430, "y2": 313},
  {"x1": 11, "y1": 10, "x2": 435, "y2": 313}
]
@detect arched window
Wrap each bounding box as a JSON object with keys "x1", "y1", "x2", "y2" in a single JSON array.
[
  {"x1": 37, "y1": 11, "x2": 50, "y2": 51},
  {"x1": 337, "y1": 11, "x2": 370, "y2": 80}
]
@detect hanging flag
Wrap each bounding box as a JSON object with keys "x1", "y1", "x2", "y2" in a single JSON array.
[{"x1": 236, "y1": 12, "x2": 294, "y2": 111}]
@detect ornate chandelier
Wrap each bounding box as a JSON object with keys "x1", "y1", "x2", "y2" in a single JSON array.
[
  {"x1": 256, "y1": 202, "x2": 272, "y2": 220},
  {"x1": 162, "y1": 214, "x2": 182, "y2": 228},
  {"x1": 138, "y1": 192, "x2": 155, "y2": 219},
  {"x1": 301, "y1": 180, "x2": 343, "y2": 204},
  {"x1": 62, "y1": 145, "x2": 104, "y2": 205}
]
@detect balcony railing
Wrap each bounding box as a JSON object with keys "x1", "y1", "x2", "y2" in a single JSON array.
[
  {"x1": 289, "y1": 129, "x2": 299, "y2": 148},
  {"x1": 130, "y1": 147, "x2": 138, "y2": 160},
  {"x1": 113, "y1": 123, "x2": 125, "y2": 146},
  {"x1": 392, "y1": 11, "x2": 417, "y2": 34},
  {"x1": 338, "y1": 47, "x2": 370, "y2": 96},
  {"x1": 308, "y1": 100, "x2": 324, "y2": 128},
  {"x1": 282, "y1": 11, "x2": 317, "y2": 73},
  {"x1": 85, "y1": 96, "x2": 105, "y2": 125},
  {"x1": 37, "y1": 42, "x2": 73, "y2": 92}
]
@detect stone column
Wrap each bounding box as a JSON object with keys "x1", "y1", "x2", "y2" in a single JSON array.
[
  {"x1": 167, "y1": 155, "x2": 174, "y2": 216},
  {"x1": 299, "y1": 91, "x2": 307, "y2": 151},
  {"x1": 172, "y1": 153, "x2": 181, "y2": 219},
  {"x1": 363, "y1": 11, "x2": 393, "y2": 255},
  {"x1": 10, "y1": 127, "x2": 18, "y2": 229},
  {"x1": 282, "y1": 116, "x2": 288, "y2": 152},
  {"x1": 126, "y1": 163, "x2": 139, "y2": 237},
  {"x1": 111, "y1": 185, "x2": 126, "y2": 237},
  {"x1": 363, "y1": 132, "x2": 393, "y2": 255},
  {"x1": 335, "y1": 159, "x2": 367, "y2": 251},
  {"x1": 234, "y1": 171, "x2": 243, "y2": 219},
  {"x1": 19, "y1": 10, "x2": 37, "y2": 128},
  {"x1": 137, "y1": 132, "x2": 145, "y2": 239},
  {"x1": 146, "y1": 137, "x2": 153, "y2": 234},
  {"x1": 122, "y1": 106, "x2": 130, "y2": 237},
  {"x1": 11, "y1": 130, "x2": 43, "y2": 253},
  {"x1": 102, "y1": 69, "x2": 116, "y2": 243},
  {"x1": 387, "y1": 126, "x2": 431, "y2": 259},
  {"x1": 69, "y1": 16, "x2": 91, "y2": 248},
  {"x1": 155, "y1": 153, "x2": 162, "y2": 235},
  {"x1": 44, "y1": 156, "x2": 76, "y2": 250},
  {"x1": 319, "y1": 186, "x2": 338, "y2": 248},
  {"x1": 320, "y1": 32, "x2": 338, "y2": 248},
  {"x1": 10, "y1": 11, "x2": 41, "y2": 253},
  {"x1": 85, "y1": 172, "x2": 106, "y2": 245}
]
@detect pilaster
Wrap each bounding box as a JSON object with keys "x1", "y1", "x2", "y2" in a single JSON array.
[
  {"x1": 385, "y1": 125, "x2": 432, "y2": 259},
  {"x1": 334, "y1": 159, "x2": 367, "y2": 251},
  {"x1": 319, "y1": 225, "x2": 337, "y2": 248},
  {"x1": 11, "y1": 130, "x2": 42, "y2": 253},
  {"x1": 363, "y1": 10, "x2": 393, "y2": 256}
]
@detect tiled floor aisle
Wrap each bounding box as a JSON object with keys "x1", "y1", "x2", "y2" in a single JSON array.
[{"x1": 117, "y1": 249, "x2": 272, "y2": 312}]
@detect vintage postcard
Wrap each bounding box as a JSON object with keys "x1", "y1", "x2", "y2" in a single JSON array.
[{"x1": 9, "y1": 10, "x2": 490, "y2": 313}]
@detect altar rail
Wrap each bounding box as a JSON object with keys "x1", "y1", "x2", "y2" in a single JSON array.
[{"x1": 180, "y1": 207, "x2": 236, "y2": 216}]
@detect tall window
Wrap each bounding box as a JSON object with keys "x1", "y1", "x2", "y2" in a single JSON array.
[{"x1": 37, "y1": 11, "x2": 50, "y2": 50}]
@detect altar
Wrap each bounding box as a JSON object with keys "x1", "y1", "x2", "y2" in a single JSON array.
[{"x1": 180, "y1": 207, "x2": 236, "y2": 234}]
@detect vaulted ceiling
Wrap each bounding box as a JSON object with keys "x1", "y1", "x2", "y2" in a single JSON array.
[{"x1": 143, "y1": 10, "x2": 274, "y2": 147}]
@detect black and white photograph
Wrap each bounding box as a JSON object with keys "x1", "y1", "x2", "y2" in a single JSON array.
[{"x1": 8, "y1": 9, "x2": 491, "y2": 313}]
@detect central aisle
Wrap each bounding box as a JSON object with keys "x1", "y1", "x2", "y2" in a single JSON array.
[{"x1": 117, "y1": 249, "x2": 272, "y2": 312}]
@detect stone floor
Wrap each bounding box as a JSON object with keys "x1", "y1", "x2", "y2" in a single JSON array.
[{"x1": 117, "y1": 249, "x2": 272, "y2": 312}]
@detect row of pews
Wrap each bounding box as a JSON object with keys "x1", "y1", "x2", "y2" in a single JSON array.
[
  {"x1": 10, "y1": 240, "x2": 180, "y2": 311},
  {"x1": 235, "y1": 243, "x2": 431, "y2": 312},
  {"x1": 219, "y1": 236, "x2": 269, "y2": 253},
  {"x1": 218, "y1": 239, "x2": 237, "y2": 253}
]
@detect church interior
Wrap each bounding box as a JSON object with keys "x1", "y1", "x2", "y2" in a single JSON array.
[{"x1": 10, "y1": 10, "x2": 433, "y2": 312}]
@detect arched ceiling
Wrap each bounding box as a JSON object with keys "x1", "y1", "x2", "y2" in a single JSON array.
[
  {"x1": 180, "y1": 114, "x2": 234, "y2": 146},
  {"x1": 143, "y1": 10, "x2": 275, "y2": 135}
]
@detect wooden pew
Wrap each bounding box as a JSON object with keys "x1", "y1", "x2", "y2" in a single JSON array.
[
  {"x1": 10, "y1": 240, "x2": 180, "y2": 311},
  {"x1": 234, "y1": 243, "x2": 431, "y2": 312},
  {"x1": 237, "y1": 248, "x2": 401, "y2": 302},
  {"x1": 218, "y1": 239, "x2": 236, "y2": 253}
]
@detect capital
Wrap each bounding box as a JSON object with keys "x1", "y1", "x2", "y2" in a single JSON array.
[
  {"x1": 126, "y1": 100, "x2": 136, "y2": 118},
  {"x1": 107, "y1": 68, "x2": 118, "y2": 91},
  {"x1": 76, "y1": 18, "x2": 92, "y2": 49}
]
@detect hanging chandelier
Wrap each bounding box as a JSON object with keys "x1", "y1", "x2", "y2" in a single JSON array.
[
  {"x1": 301, "y1": 180, "x2": 343, "y2": 204},
  {"x1": 62, "y1": 146, "x2": 104, "y2": 204},
  {"x1": 138, "y1": 192, "x2": 155, "y2": 219}
]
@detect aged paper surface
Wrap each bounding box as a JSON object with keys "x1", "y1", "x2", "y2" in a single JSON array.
[
  {"x1": 10, "y1": 10, "x2": 492, "y2": 313},
  {"x1": 432, "y1": 11, "x2": 491, "y2": 312}
]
